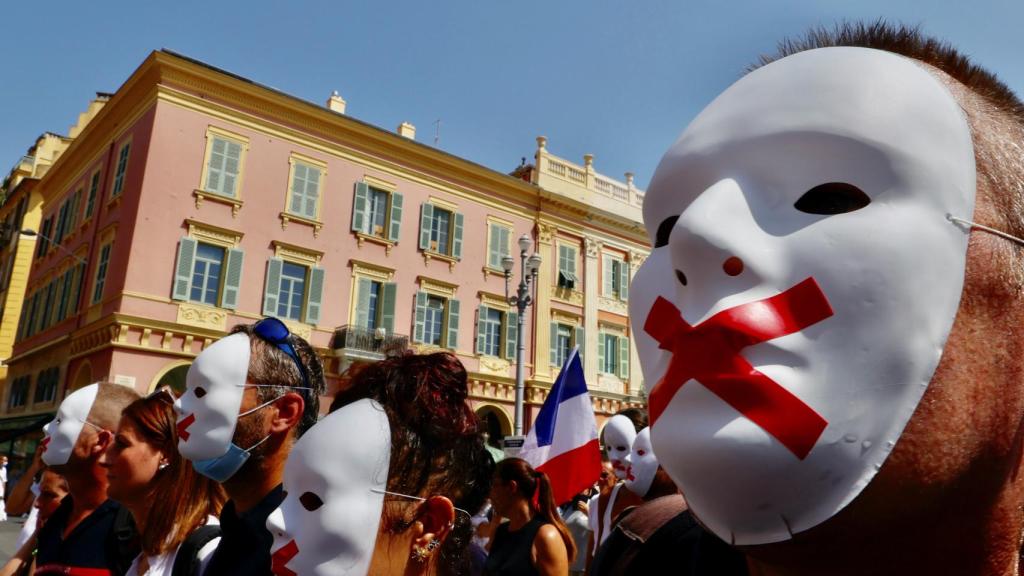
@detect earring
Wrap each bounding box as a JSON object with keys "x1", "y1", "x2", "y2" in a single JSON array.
[
  {"x1": 410, "y1": 538, "x2": 442, "y2": 563},
  {"x1": 158, "y1": 461, "x2": 169, "y2": 471}
]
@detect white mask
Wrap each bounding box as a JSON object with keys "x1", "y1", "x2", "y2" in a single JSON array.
[
  {"x1": 623, "y1": 428, "x2": 659, "y2": 498},
  {"x1": 267, "y1": 398, "x2": 391, "y2": 576},
  {"x1": 603, "y1": 415, "x2": 637, "y2": 481},
  {"x1": 175, "y1": 333, "x2": 251, "y2": 461},
  {"x1": 630, "y1": 47, "x2": 975, "y2": 545},
  {"x1": 42, "y1": 383, "x2": 100, "y2": 466}
]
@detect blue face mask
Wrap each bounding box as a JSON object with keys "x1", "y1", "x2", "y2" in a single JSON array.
[{"x1": 190, "y1": 395, "x2": 278, "y2": 483}]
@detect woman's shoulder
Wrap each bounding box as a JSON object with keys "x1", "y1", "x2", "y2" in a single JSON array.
[{"x1": 534, "y1": 523, "x2": 563, "y2": 546}]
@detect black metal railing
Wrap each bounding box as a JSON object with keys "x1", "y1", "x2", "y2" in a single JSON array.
[{"x1": 332, "y1": 325, "x2": 408, "y2": 358}]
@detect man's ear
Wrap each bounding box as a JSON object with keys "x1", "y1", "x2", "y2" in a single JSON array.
[
  {"x1": 90, "y1": 429, "x2": 114, "y2": 455},
  {"x1": 269, "y1": 392, "x2": 305, "y2": 434}
]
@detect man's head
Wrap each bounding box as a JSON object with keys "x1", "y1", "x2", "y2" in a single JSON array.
[
  {"x1": 631, "y1": 21, "x2": 1024, "y2": 551},
  {"x1": 35, "y1": 469, "x2": 70, "y2": 524},
  {"x1": 41, "y1": 382, "x2": 140, "y2": 476},
  {"x1": 175, "y1": 319, "x2": 325, "y2": 484}
]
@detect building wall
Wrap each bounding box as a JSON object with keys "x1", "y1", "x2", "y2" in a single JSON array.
[{"x1": 2, "y1": 51, "x2": 649, "y2": 448}]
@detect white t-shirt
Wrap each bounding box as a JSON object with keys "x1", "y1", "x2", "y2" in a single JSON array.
[{"x1": 127, "y1": 516, "x2": 220, "y2": 576}]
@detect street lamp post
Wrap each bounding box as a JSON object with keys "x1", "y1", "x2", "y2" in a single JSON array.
[{"x1": 503, "y1": 234, "x2": 542, "y2": 436}]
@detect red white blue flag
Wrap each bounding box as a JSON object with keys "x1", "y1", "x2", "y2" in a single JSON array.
[{"x1": 520, "y1": 348, "x2": 602, "y2": 505}]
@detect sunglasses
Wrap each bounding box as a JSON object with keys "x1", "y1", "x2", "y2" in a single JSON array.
[
  {"x1": 253, "y1": 317, "x2": 312, "y2": 395},
  {"x1": 146, "y1": 387, "x2": 176, "y2": 404}
]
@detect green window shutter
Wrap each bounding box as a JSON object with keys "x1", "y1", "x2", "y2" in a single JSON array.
[
  {"x1": 222, "y1": 247, "x2": 244, "y2": 310},
  {"x1": 388, "y1": 192, "x2": 403, "y2": 243},
  {"x1": 418, "y1": 204, "x2": 433, "y2": 250},
  {"x1": 352, "y1": 182, "x2": 369, "y2": 234},
  {"x1": 55, "y1": 274, "x2": 66, "y2": 321},
  {"x1": 475, "y1": 305, "x2": 488, "y2": 355},
  {"x1": 452, "y1": 212, "x2": 464, "y2": 260},
  {"x1": 488, "y1": 225, "x2": 500, "y2": 269},
  {"x1": 575, "y1": 326, "x2": 586, "y2": 361},
  {"x1": 619, "y1": 336, "x2": 630, "y2": 379},
  {"x1": 304, "y1": 266, "x2": 326, "y2": 325},
  {"x1": 207, "y1": 137, "x2": 225, "y2": 193},
  {"x1": 550, "y1": 322, "x2": 559, "y2": 366},
  {"x1": 223, "y1": 140, "x2": 242, "y2": 197},
  {"x1": 172, "y1": 237, "x2": 197, "y2": 301},
  {"x1": 603, "y1": 256, "x2": 613, "y2": 295},
  {"x1": 413, "y1": 291, "x2": 428, "y2": 343},
  {"x1": 505, "y1": 311, "x2": 518, "y2": 360},
  {"x1": 305, "y1": 168, "x2": 320, "y2": 219},
  {"x1": 290, "y1": 165, "x2": 305, "y2": 214},
  {"x1": 71, "y1": 263, "x2": 85, "y2": 314},
  {"x1": 446, "y1": 299, "x2": 460, "y2": 350},
  {"x1": 355, "y1": 278, "x2": 372, "y2": 328},
  {"x1": 619, "y1": 260, "x2": 630, "y2": 300},
  {"x1": 262, "y1": 258, "x2": 283, "y2": 316},
  {"x1": 597, "y1": 333, "x2": 606, "y2": 373},
  {"x1": 380, "y1": 282, "x2": 397, "y2": 333}
]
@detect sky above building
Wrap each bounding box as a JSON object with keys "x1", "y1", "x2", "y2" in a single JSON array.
[{"x1": 1, "y1": 0, "x2": 1020, "y2": 191}]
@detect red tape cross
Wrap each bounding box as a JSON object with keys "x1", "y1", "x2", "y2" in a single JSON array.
[{"x1": 644, "y1": 277, "x2": 833, "y2": 460}]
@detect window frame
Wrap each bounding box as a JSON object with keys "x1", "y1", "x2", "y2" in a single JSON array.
[
  {"x1": 487, "y1": 220, "x2": 513, "y2": 271},
  {"x1": 284, "y1": 154, "x2": 327, "y2": 223},
  {"x1": 557, "y1": 243, "x2": 579, "y2": 289},
  {"x1": 91, "y1": 242, "x2": 112, "y2": 305},
  {"x1": 199, "y1": 127, "x2": 249, "y2": 200},
  {"x1": 418, "y1": 201, "x2": 464, "y2": 260},
  {"x1": 111, "y1": 139, "x2": 132, "y2": 199}
]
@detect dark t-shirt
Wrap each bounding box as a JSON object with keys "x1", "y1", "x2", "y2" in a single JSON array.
[
  {"x1": 483, "y1": 516, "x2": 545, "y2": 576},
  {"x1": 204, "y1": 484, "x2": 285, "y2": 576},
  {"x1": 35, "y1": 496, "x2": 139, "y2": 576}
]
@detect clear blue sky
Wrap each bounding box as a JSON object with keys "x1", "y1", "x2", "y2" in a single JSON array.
[{"x1": 2, "y1": 1, "x2": 1020, "y2": 190}]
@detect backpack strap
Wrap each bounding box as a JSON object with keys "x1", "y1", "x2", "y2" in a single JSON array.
[
  {"x1": 108, "y1": 505, "x2": 138, "y2": 576},
  {"x1": 171, "y1": 525, "x2": 222, "y2": 576}
]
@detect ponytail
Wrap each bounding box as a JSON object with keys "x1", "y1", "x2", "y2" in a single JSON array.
[{"x1": 496, "y1": 458, "x2": 577, "y2": 563}]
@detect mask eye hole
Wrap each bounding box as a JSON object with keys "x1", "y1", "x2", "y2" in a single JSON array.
[
  {"x1": 637, "y1": 450, "x2": 646, "y2": 456},
  {"x1": 299, "y1": 491, "x2": 324, "y2": 511},
  {"x1": 194, "y1": 387, "x2": 207, "y2": 398},
  {"x1": 794, "y1": 182, "x2": 871, "y2": 215},
  {"x1": 655, "y1": 216, "x2": 679, "y2": 248}
]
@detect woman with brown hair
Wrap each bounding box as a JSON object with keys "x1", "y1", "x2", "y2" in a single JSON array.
[
  {"x1": 100, "y1": 390, "x2": 227, "y2": 575},
  {"x1": 266, "y1": 351, "x2": 494, "y2": 576},
  {"x1": 484, "y1": 458, "x2": 574, "y2": 576}
]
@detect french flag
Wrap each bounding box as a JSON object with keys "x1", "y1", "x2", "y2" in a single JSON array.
[{"x1": 520, "y1": 348, "x2": 602, "y2": 505}]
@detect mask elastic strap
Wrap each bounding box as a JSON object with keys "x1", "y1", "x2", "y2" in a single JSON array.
[
  {"x1": 241, "y1": 430, "x2": 273, "y2": 453},
  {"x1": 948, "y1": 215, "x2": 1024, "y2": 248},
  {"x1": 238, "y1": 394, "x2": 285, "y2": 419}
]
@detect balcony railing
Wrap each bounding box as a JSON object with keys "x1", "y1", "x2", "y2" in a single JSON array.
[{"x1": 332, "y1": 325, "x2": 409, "y2": 361}]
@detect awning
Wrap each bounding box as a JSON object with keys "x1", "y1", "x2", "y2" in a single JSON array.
[{"x1": 0, "y1": 413, "x2": 53, "y2": 444}]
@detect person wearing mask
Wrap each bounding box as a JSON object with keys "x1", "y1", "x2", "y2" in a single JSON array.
[
  {"x1": 484, "y1": 458, "x2": 575, "y2": 576},
  {"x1": 101, "y1": 390, "x2": 227, "y2": 575},
  {"x1": 35, "y1": 382, "x2": 141, "y2": 575},
  {"x1": 175, "y1": 318, "x2": 324, "y2": 576}
]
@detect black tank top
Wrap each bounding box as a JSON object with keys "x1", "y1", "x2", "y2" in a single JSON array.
[{"x1": 483, "y1": 516, "x2": 545, "y2": 576}]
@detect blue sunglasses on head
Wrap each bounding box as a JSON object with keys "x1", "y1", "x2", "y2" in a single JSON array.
[{"x1": 252, "y1": 317, "x2": 312, "y2": 394}]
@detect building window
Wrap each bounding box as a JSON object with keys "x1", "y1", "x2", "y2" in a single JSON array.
[
  {"x1": 557, "y1": 244, "x2": 578, "y2": 289},
  {"x1": 487, "y1": 223, "x2": 512, "y2": 270},
  {"x1": 413, "y1": 291, "x2": 460, "y2": 349},
  {"x1": 262, "y1": 257, "x2": 325, "y2": 325},
  {"x1": 598, "y1": 331, "x2": 630, "y2": 379},
  {"x1": 418, "y1": 204, "x2": 464, "y2": 260},
  {"x1": 475, "y1": 306, "x2": 517, "y2": 359},
  {"x1": 35, "y1": 217, "x2": 53, "y2": 258},
  {"x1": 34, "y1": 367, "x2": 59, "y2": 404},
  {"x1": 550, "y1": 322, "x2": 585, "y2": 368},
  {"x1": 86, "y1": 170, "x2": 101, "y2": 218},
  {"x1": 191, "y1": 243, "x2": 225, "y2": 305},
  {"x1": 57, "y1": 267, "x2": 74, "y2": 321},
  {"x1": 603, "y1": 255, "x2": 630, "y2": 300},
  {"x1": 354, "y1": 278, "x2": 397, "y2": 333},
  {"x1": 352, "y1": 183, "x2": 403, "y2": 242},
  {"x1": 7, "y1": 376, "x2": 30, "y2": 409},
  {"x1": 204, "y1": 135, "x2": 244, "y2": 198},
  {"x1": 92, "y1": 243, "x2": 112, "y2": 304},
  {"x1": 287, "y1": 160, "x2": 323, "y2": 220},
  {"x1": 112, "y1": 141, "x2": 131, "y2": 198}
]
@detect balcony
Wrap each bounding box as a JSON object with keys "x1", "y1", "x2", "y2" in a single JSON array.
[{"x1": 332, "y1": 325, "x2": 409, "y2": 364}]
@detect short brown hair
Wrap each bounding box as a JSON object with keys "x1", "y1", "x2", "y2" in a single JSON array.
[{"x1": 88, "y1": 382, "x2": 141, "y2": 430}]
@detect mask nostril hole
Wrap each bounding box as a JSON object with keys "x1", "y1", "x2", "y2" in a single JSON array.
[
  {"x1": 723, "y1": 257, "x2": 744, "y2": 276},
  {"x1": 675, "y1": 270, "x2": 687, "y2": 286}
]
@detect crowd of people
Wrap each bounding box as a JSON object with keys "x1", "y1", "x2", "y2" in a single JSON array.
[{"x1": 3, "y1": 19, "x2": 1024, "y2": 576}]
